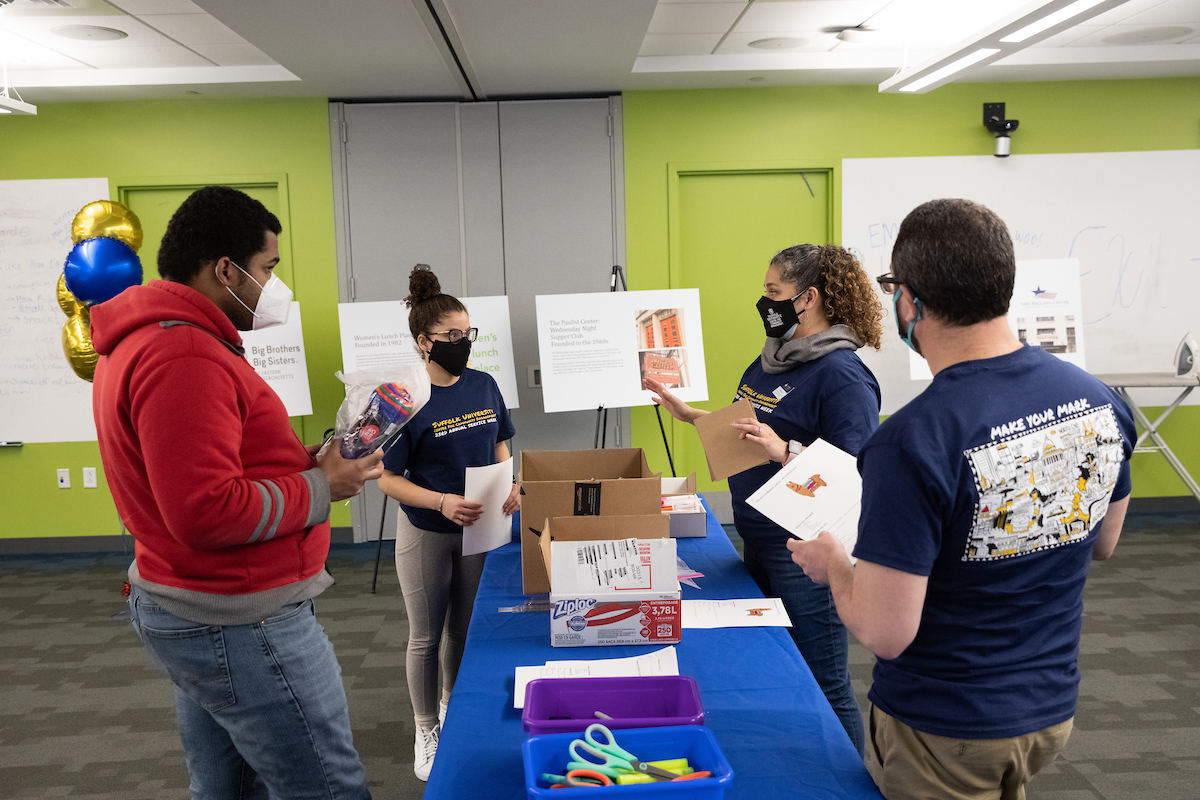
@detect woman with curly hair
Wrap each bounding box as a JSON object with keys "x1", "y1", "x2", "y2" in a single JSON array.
[{"x1": 645, "y1": 243, "x2": 883, "y2": 756}]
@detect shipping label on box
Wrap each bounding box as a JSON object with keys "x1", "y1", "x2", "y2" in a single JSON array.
[{"x1": 539, "y1": 520, "x2": 680, "y2": 647}]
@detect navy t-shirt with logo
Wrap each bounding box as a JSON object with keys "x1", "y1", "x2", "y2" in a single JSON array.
[
  {"x1": 382, "y1": 369, "x2": 515, "y2": 533},
  {"x1": 853, "y1": 345, "x2": 1134, "y2": 739},
  {"x1": 727, "y1": 348, "x2": 881, "y2": 545}
]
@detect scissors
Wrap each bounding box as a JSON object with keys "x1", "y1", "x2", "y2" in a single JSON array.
[
  {"x1": 567, "y1": 723, "x2": 679, "y2": 781},
  {"x1": 545, "y1": 769, "x2": 611, "y2": 788}
]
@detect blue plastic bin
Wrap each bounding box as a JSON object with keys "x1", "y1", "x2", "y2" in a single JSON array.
[
  {"x1": 523, "y1": 676, "x2": 704, "y2": 735},
  {"x1": 522, "y1": 724, "x2": 733, "y2": 799}
]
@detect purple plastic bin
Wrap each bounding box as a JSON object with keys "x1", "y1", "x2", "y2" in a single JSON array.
[
  {"x1": 522, "y1": 676, "x2": 704, "y2": 735},
  {"x1": 523, "y1": 724, "x2": 733, "y2": 799}
]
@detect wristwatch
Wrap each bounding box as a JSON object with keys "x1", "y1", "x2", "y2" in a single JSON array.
[{"x1": 788, "y1": 440, "x2": 804, "y2": 456}]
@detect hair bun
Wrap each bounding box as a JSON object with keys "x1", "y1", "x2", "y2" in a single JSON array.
[{"x1": 405, "y1": 264, "x2": 441, "y2": 307}]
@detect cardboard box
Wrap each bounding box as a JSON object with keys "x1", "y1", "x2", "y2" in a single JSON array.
[
  {"x1": 661, "y1": 474, "x2": 708, "y2": 538},
  {"x1": 538, "y1": 515, "x2": 681, "y2": 648},
  {"x1": 518, "y1": 448, "x2": 662, "y2": 594}
]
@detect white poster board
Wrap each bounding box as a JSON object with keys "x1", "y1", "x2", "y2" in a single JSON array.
[
  {"x1": 843, "y1": 150, "x2": 1200, "y2": 413},
  {"x1": 337, "y1": 296, "x2": 519, "y2": 408},
  {"x1": 535, "y1": 288, "x2": 708, "y2": 413},
  {"x1": 0, "y1": 178, "x2": 110, "y2": 443},
  {"x1": 905, "y1": 258, "x2": 1086, "y2": 380},
  {"x1": 240, "y1": 301, "x2": 313, "y2": 417}
]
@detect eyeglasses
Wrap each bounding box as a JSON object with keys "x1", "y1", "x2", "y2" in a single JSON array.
[
  {"x1": 876, "y1": 273, "x2": 902, "y2": 294},
  {"x1": 426, "y1": 327, "x2": 478, "y2": 343}
]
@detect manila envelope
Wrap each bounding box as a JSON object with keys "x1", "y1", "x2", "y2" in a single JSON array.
[{"x1": 694, "y1": 398, "x2": 770, "y2": 482}]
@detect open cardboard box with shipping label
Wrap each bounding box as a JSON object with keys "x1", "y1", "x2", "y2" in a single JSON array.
[
  {"x1": 537, "y1": 515, "x2": 680, "y2": 648},
  {"x1": 518, "y1": 448, "x2": 662, "y2": 594},
  {"x1": 661, "y1": 473, "x2": 707, "y2": 538}
]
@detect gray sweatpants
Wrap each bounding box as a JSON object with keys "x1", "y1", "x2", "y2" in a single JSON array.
[{"x1": 394, "y1": 515, "x2": 485, "y2": 727}]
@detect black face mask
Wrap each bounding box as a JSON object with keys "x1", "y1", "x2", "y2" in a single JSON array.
[
  {"x1": 428, "y1": 338, "x2": 471, "y2": 376},
  {"x1": 756, "y1": 293, "x2": 802, "y2": 339}
]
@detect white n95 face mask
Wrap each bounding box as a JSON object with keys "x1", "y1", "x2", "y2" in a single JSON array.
[{"x1": 225, "y1": 261, "x2": 293, "y2": 330}]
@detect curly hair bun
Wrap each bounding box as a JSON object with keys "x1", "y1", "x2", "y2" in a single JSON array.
[{"x1": 405, "y1": 264, "x2": 441, "y2": 307}]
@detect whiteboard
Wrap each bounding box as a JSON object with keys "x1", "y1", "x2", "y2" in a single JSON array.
[
  {"x1": 0, "y1": 178, "x2": 110, "y2": 442},
  {"x1": 843, "y1": 151, "x2": 1200, "y2": 414}
]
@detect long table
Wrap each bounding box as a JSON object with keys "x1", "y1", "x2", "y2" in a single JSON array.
[{"x1": 425, "y1": 506, "x2": 883, "y2": 799}]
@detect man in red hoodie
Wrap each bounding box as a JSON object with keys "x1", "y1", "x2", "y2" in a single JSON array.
[{"x1": 91, "y1": 186, "x2": 383, "y2": 799}]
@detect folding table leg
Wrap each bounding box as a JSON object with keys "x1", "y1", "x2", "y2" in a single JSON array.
[{"x1": 1116, "y1": 387, "x2": 1200, "y2": 502}]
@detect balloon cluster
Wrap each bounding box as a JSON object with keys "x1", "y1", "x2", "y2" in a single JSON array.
[{"x1": 58, "y1": 201, "x2": 144, "y2": 382}]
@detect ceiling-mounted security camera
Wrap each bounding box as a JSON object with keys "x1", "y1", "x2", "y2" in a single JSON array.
[{"x1": 983, "y1": 102, "x2": 1019, "y2": 158}]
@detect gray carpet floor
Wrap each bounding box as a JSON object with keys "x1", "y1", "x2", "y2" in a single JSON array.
[{"x1": 0, "y1": 510, "x2": 1196, "y2": 799}]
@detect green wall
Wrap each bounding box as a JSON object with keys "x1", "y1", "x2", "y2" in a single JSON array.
[
  {"x1": 623, "y1": 77, "x2": 1200, "y2": 499},
  {"x1": 0, "y1": 97, "x2": 353, "y2": 538}
]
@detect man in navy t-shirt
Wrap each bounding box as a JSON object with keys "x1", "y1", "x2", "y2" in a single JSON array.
[{"x1": 789, "y1": 198, "x2": 1134, "y2": 800}]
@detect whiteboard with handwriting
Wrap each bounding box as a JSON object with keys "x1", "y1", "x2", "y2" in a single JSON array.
[
  {"x1": 843, "y1": 151, "x2": 1200, "y2": 414},
  {"x1": 0, "y1": 178, "x2": 110, "y2": 442}
]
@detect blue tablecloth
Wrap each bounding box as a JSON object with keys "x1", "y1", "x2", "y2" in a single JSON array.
[{"x1": 425, "y1": 506, "x2": 883, "y2": 799}]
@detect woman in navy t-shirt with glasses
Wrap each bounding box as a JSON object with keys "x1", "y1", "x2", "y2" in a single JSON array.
[
  {"x1": 645, "y1": 244, "x2": 883, "y2": 756},
  {"x1": 378, "y1": 265, "x2": 518, "y2": 781}
]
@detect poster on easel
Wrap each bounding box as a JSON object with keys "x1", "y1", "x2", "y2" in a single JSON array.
[
  {"x1": 240, "y1": 301, "x2": 313, "y2": 417},
  {"x1": 535, "y1": 288, "x2": 708, "y2": 413},
  {"x1": 337, "y1": 296, "x2": 519, "y2": 408},
  {"x1": 905, "y1": 258, "x2": 1086, "y2": 380}
]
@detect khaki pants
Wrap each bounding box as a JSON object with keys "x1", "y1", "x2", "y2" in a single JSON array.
[{"x1": 867, "y1": 704, "x2": 1073, "y2": 800}]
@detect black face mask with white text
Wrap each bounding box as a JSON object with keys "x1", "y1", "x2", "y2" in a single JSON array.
[
  {"x1": 428, "y1": 338, "x2": 471, "y2": 376},
  {"x1": 756, "y1": 294, "x2": 802, "y2": 339}
]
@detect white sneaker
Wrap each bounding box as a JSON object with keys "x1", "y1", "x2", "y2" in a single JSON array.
[
  {"x1": 438, "y1": 698, "x2": 449, "y2": 727},
  {"x1": 414, "y1": 723, "x2": 439, "y2": 782}
]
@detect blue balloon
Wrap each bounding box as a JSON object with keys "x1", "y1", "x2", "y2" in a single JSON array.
[{"x1": 64, "y1": 237, "x2": 143, "y2": 305}]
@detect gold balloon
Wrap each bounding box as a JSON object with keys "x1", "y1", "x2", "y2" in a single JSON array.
[
  {"x1": 62, "y1": 305, "x2": 98, "y2": 382},
  {"x1": 71, "y1": 200, "x2": 144, "y2": 252},
  {"x1": 58, "y1": 272, "x2": 97, "y2": 381},
  {"x1": 56, "y1": 272, "x2": 83, "y2": 316}
]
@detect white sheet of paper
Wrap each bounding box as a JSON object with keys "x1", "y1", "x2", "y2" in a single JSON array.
[
  {"x1": 461, "y1": 458, "x2": 514, "y2": 557},
  {"x1": 513, "y1": 646, "x2": 679, "y2": 708},
  {"x1": 745, "y1": 438, "x2": 862, "y2": 558},
  {"x1": 681, "y1": 598, "x2": 792, "y2": 629}
]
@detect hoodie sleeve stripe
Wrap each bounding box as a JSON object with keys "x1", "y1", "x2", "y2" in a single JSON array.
[
  {"x1": 261, "y1": 480, "x2": 286, "y2": 541},
  {"x1": 246, "y1": 482, "x2": 272, "y2": 543}
]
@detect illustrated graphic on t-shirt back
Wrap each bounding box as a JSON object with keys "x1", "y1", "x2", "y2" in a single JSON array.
[
  {"x1": 964, "y1": 405, "x2": 1125, "y2": 561},
  {"x1": 786, "y1": 475, "x2": 827, "y2": 498}
]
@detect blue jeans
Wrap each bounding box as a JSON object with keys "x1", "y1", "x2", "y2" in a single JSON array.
[
  {"x1": 129, "y1": 585, "x2": 371, "y2": 799},
  {"x1": 742, "y1": 536, "x2": 865, "y2": 757}
]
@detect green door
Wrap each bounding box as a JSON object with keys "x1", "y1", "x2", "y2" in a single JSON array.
[{"x1": 670, "y1": 169, "x2": 830, "y2": 492}]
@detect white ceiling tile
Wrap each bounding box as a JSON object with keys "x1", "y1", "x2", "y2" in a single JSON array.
[
  {"x1": 1084, "y1": 0, "x2": 1174, "y2": 25},
  {"x1": 65, "y1": 44, "x2": 213, "y2": 68},
  {"x1": 0, "y1": 30, "x2": 91, "y2": 69},
  {"x1": 138, "y1": 13, "x2": 248, "y2": 45},
  {"x1": 187, "y1": 42, "x2": 278, "y2": 67},
  {"x1": 0, "y1": 0, "x2": 124, "y2": 18},
  {"x1": 717, "y1": 30, "x2": 840, "y2": 53},
  {"x1": 2, "y1": 14, "x2": 176, "y2": 47},
  {"x1": 1064, "y1": 21, "x2": 1198, "y2": 45},
  {"x1": 1034, "y1": 24, "x2": 1106, "y2": 47},
  {"x1": 647, "y1": 3, "x2": 748, "y2": 35},
  {"x1": 737, "y1": 1, "x2": 887, "y2": 32},
  {"x1": 640, "y1": 33, "x2": 724, "y2": 56},
  {"x1": 106, "y1": 0, "x2": 206, "y2": 13},
  {"x1": 1124, "y1": 0, "x2": 1200, "y2": 23}
]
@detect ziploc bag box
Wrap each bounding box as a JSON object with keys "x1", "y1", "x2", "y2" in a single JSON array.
[
  {"x1": 538, "y1": 515, "x2": 681, "y2": 648},
  {"x1": 661, "y1": 474, "x2": 707, "y2": 539},
  {"x1": 519, "y1": 449, "x2": 662, "y2": 594}
]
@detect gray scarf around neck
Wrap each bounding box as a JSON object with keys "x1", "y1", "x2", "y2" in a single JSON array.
[{"x1": 760, "y1": 323, "x2": 863, "y2": 374}]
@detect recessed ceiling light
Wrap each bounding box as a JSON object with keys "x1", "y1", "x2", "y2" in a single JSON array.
[
  {"x1": 1102, "y1": 26, "x2": 1193, "y2": 45},
  {"x1": 52, "y1": 25, "x2": 129, "y2": 41},
  {"x1": 748, "y1": 37, "x2": 807, "y2": 50}
]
